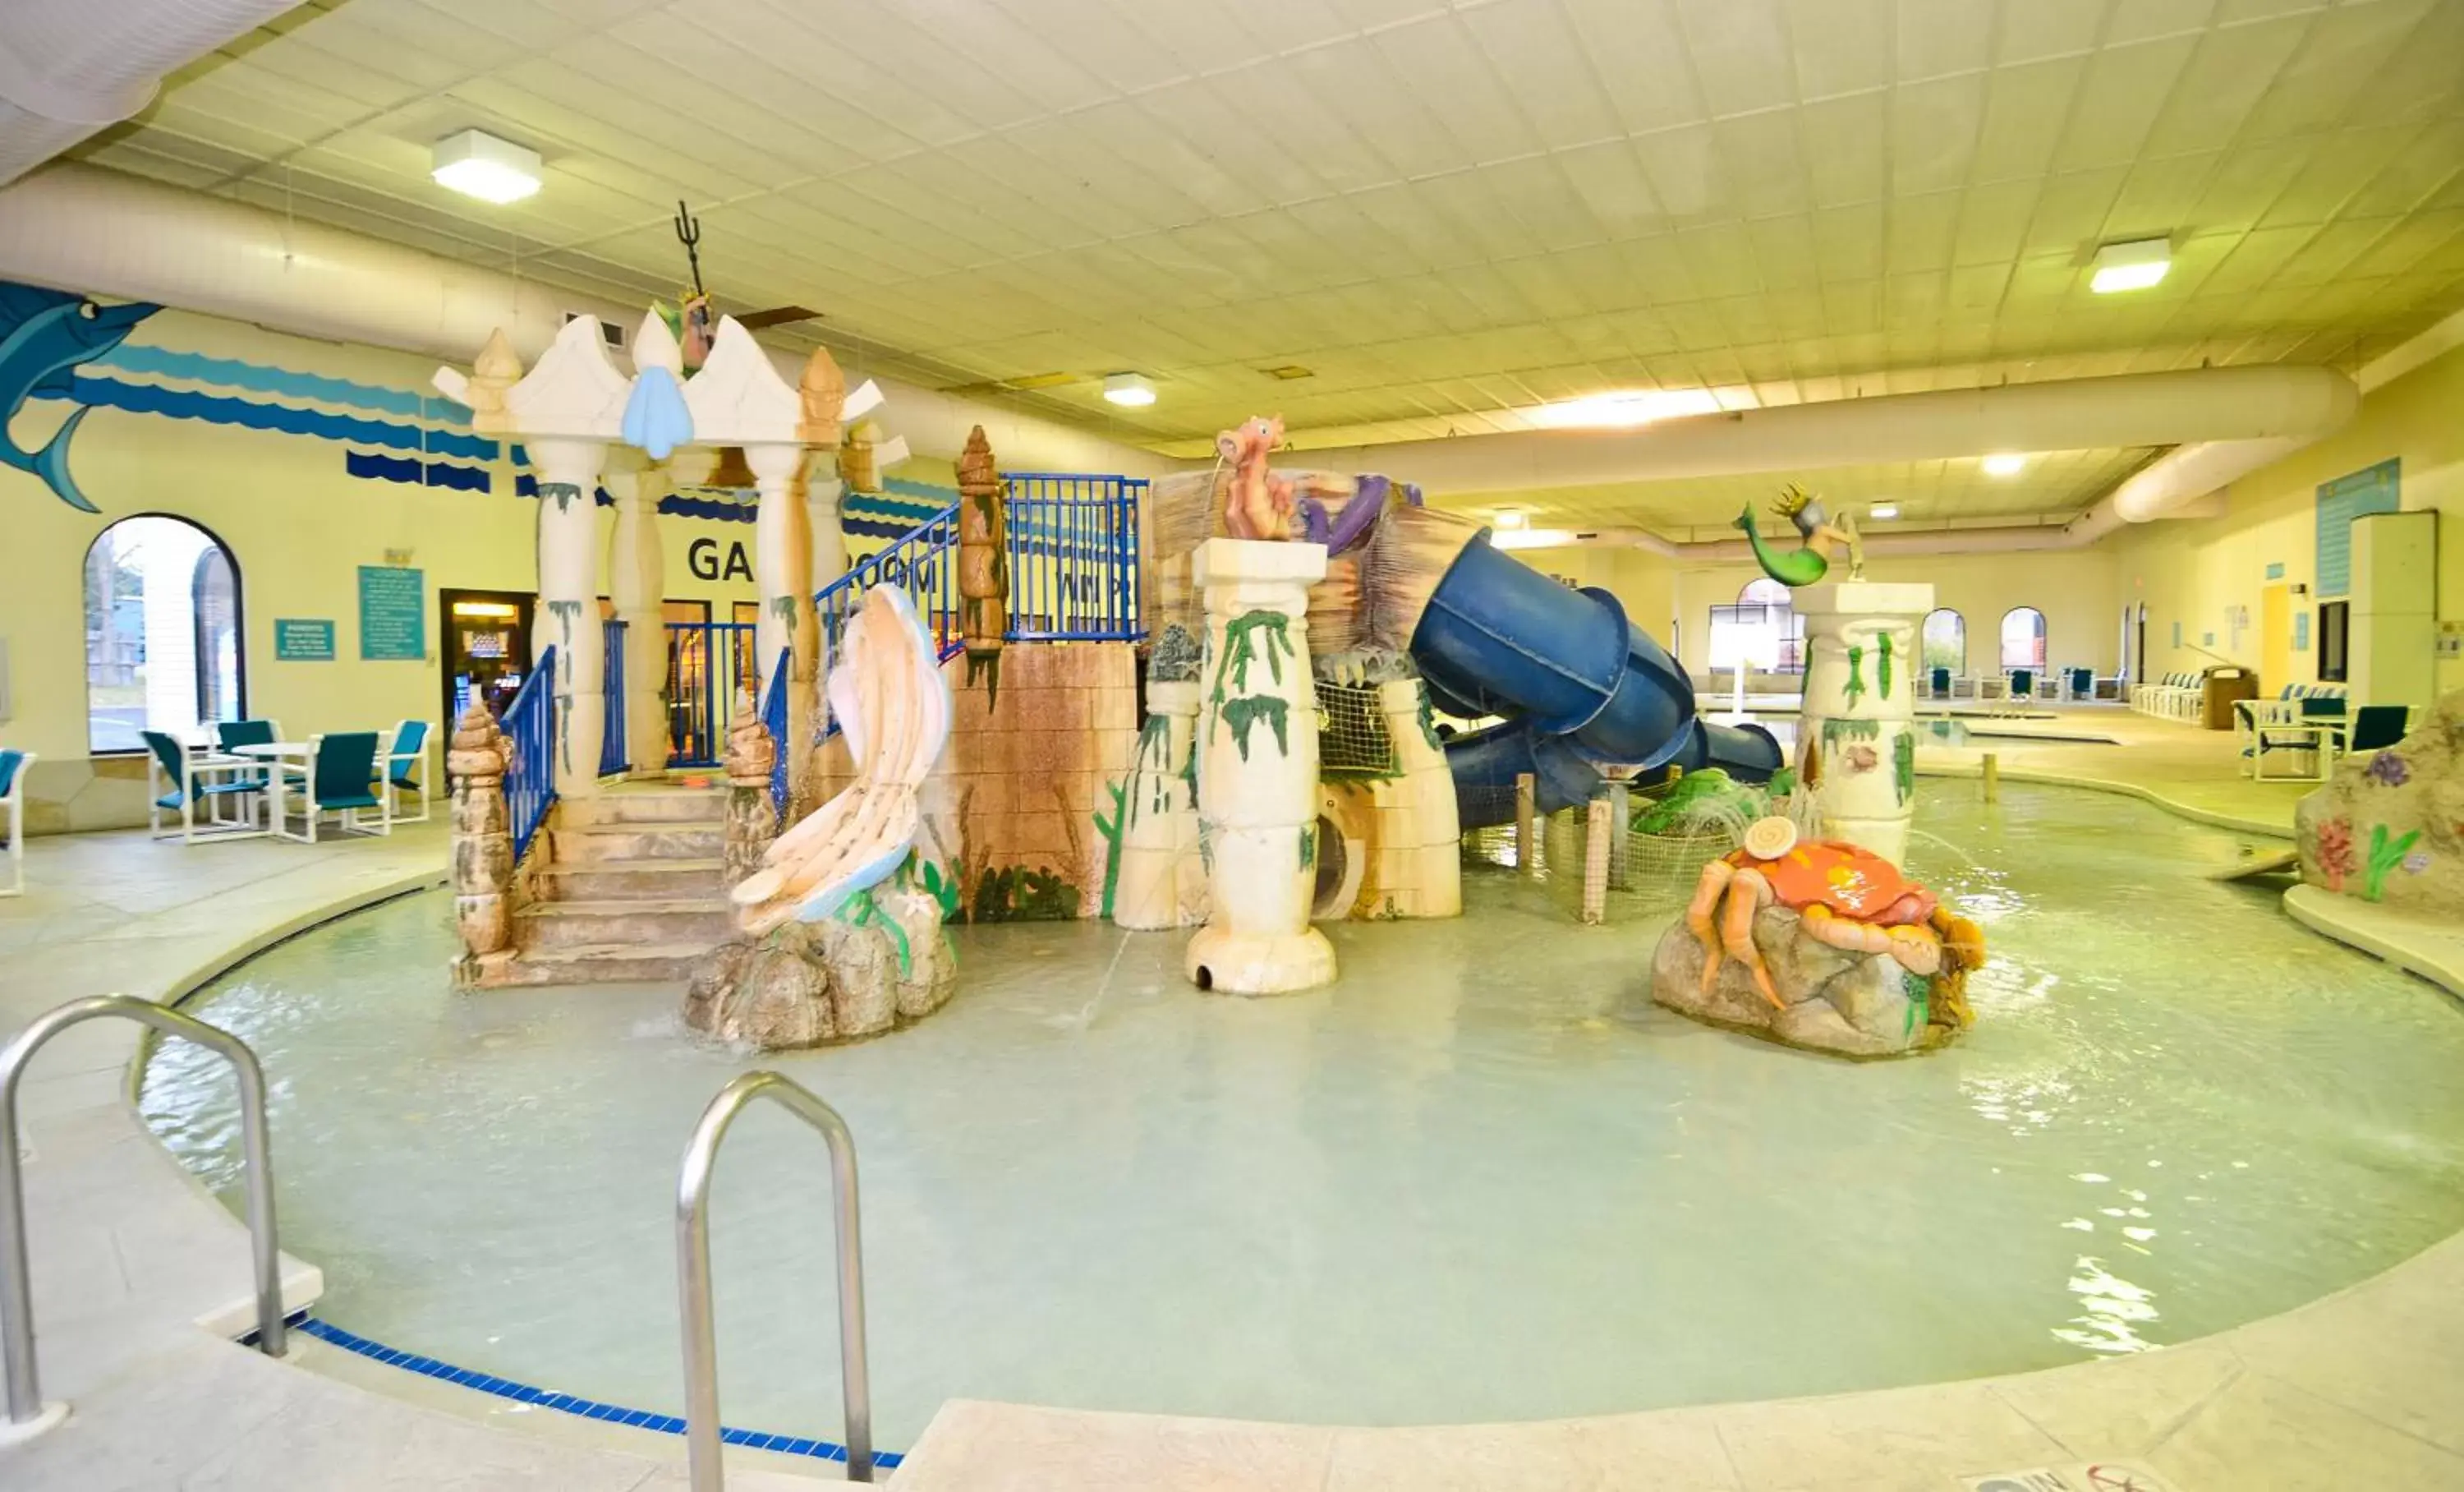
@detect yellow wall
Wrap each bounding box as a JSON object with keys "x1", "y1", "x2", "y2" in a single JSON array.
[
  {"x1": 2109, "y1": 342, "x2": 2463, "y2": 698},
  {"x1": 0, "y1": 302, "x2": 984, "y2": 829}
]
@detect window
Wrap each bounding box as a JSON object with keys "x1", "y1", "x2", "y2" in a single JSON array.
[
  {"x1": 2000, "y1": 606, "x2": 2048, "y2": 671},
  {"x1": 1708, "y1": 578, "x2": 1804, "y2": 674},
  {"x1": 1920, "y1": 609, "x2": 1966, "y2": 675},
  {"x1": 84, "y1": 516, "x2": 243, "y2": 753},
  {"x1": 2317, "y1": 601, "x2": 2349, "y2": 683}
]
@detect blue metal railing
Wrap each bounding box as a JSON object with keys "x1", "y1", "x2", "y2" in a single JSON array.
[
  {"x1": 504, "y1": 647, "x2": 556, "y2": 863},
  {"x1": 1003, "y1": 473, "x2": 1144, "y2": 642},
  {"x1": 664, "y1": 621, "x2": 759, "y2": 768},
  {"x1": 761, "y1": 648, "x2": 788, "y2": 818},
  {"x1": 600, "y1": 619, "x2": 627, "y2": 776},
  {"x1": 818, "y1": 504, "x2": 964, "y2": 668}
]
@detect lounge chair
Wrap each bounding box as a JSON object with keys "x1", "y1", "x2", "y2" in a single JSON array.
[
  {"x1": 275, "y1": 731, "x2": 389, "y2": 842},
  {"x1": 1, "y1": 748, "x2": 30, "y2": 896},
  {"x1": 2333, "y1": 704, "x2": 2409, "y2": 756},
  {"x1": 2007, "y1": 669, "x2": 2035, "y2": 702},
  {"x1": 375, "y1": 719, "x2": 434, "y2": 823},
  {"x1": 2251, "y1": 696, "x2": 2348, "y2": 781},
  {"x1": 143, "y1": 730, "x2": 265, "y2": 843},
  {"x1": 1929, "y1": 666, "x2": 1952, "y2": 701}
]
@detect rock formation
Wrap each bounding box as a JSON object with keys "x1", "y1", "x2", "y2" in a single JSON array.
[
  {"x1": 2297, "y1": 688, "x2": 2464, "y2": 907},
  {"x1": 1650, "y1": 907, "x2": 1980, "y2": 1057},
  {"x1": 683, "y1": 879, "x2": 954, "y2": 1048},
  {"x1": 447, "y1": 702, "x2": 515, "y2": 986}
]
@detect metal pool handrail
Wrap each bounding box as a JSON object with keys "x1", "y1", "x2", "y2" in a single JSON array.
[
  {"x1": 0, "y1": 995, "x2": 287, "y2": 1429},
  {"x1": 676, "y1": 1071, "x2": 872, "y2": 1487}
]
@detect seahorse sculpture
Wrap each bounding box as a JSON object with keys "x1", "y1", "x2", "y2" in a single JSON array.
[
  {"x1": 1737, "y1": 482, "x2": 1864, "y2": 588},
  {"x1": 1217, "y1": 414, "x2": 1297, "y2": 540},
  {"x1": 729, "y1": 587, "x2": 950, "y2": 937}
]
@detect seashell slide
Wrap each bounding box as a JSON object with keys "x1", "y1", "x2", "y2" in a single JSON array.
[{"x1": 730, "y1": 587, "x2": 951, "y2": 937}]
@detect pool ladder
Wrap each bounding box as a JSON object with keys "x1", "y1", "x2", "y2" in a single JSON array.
[
  {"x1": 0, "y1": 995, "x2": 290, "y2": 1439},
  {"x1": 677, "y1": 1071, "x2": 875, "y2": 1485}
]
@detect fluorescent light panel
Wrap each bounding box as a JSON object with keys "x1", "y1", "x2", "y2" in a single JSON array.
[
  {"x1": 2090, "y1": 237, "x2": 2170, "y2": 293},
  {"x1": 1102, "y1": 372, "x2": 1156, "y2": 407},
  {"x1": 432, "y1": 129, "x2": 540, "y2": 204},
  {"x1": 1869, "y1": 504, "x2": 1899, "y2": 521},
  {"x1": 1982, "y1": 453, "x2": 2028, "y2": 477}
]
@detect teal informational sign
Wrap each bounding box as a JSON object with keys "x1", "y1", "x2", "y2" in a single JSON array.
[
  {"x1": 274, "y1": 619, "x2": 335, "y2": 661},
  {"x1": 2293, "y1": 612, "x2": 2311, "y2": 651},
  {"x1": 357, "y1": 566, "x2": 425, "y2": 661},
  {"x1": 2264, "y1": 562, "x2": 2286, "y2": 580},
  {"x1": 2315, "y1": 458, "x2": 2401, "y2": 598}
]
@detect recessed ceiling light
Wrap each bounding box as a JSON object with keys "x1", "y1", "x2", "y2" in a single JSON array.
[
  {"x1": 431, "y1": 129, "x2": 541, "y2": 204},
  {"x1": 1493, "y1": 509, "x2": 1528, "y2": 530},
  {"x1": 1869, "y1": 504, "x2": 1899, "y2": 521},
  {"x1": 2090, "y1": 237, "x2": 2171, "y2": 293},
  {"x1": 1982, "y1": 453, "x2": 2028, "y2": 477},
  {"x1": 1102, "y1": 372, "x2": 1156, "y2": 407},
  {"x1": 1262, "y1": 365, "x2": 1315, "y2": 380},
  {"x1": 1531, "y1": 389, "x2": 1721, "y2": 429}
]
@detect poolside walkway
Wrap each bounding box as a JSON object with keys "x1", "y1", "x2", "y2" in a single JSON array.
[{"x1": 3, "y1": 725, "x2": 2461, "y2": 1489}]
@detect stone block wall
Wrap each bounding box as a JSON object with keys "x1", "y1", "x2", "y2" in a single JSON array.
[{"x1": 816, "y1": 641, "x2": 1139, "y2": 922}]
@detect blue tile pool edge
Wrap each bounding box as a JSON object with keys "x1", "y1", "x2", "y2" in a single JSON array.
[{"x1": 242, "y1": 1314, "x2": 901, "y2": 1469}]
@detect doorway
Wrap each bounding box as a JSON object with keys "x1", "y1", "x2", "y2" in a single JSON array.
[
  {"x1": 439, "y1": 588, "x2": 533, "y2": 726},
  {"x1": 2135, "y1": 603, "x2": 2148, "y2": 683},
  {"x1": 2260, "y1": 584, "x2": 2292, "y2": 693}
]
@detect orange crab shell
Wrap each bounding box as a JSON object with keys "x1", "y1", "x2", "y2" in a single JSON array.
[{"x1": 1726, "y1": 840, "x2": 1936, "y2": 925}]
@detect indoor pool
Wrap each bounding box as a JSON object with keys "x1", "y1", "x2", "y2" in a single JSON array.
[{"x1": 140, "y1": 783, "x2": 2464, "y2": 1448}]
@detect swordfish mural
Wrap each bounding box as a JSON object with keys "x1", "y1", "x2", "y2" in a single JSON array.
[{"x1": 0, "y1": 283, "x2": 161, "y2": 512}]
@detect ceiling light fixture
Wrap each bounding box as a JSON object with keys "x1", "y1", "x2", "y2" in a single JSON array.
[
  {"x1": 1531, "y1": 388, "x2": 1722, "y2": 429},
  {"x1": 2090, "y1": 237, "x2": 2171, "y2": 293},
  {"x1": 1869, "y1": 504, "x2": 1899, "y2": 521},
  {"x1": 1491, "y1": 528, "x2": 1574, "y2": 551},
  {"x1": 431, "y1": 129, "x2": 541, "y2": 204},
  {"x1": 1493, "y1": 509, "x2": 1529, "y2": 530},
  {"x1": 1102, "y1": 372, "x2": 1157, "y2": 407},
  {"x1": 1982, "y1": 453, "x2": 2028, "y2": 477}
]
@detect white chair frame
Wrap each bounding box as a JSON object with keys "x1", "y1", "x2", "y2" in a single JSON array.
[
  {"x1": 2, "y1": 750, "x2": 32, "y2": 897},
  {"x1": 274, "y1": 734, "x2": 393, "y2": 845},
  {"x1": 379, "y1": 721, "x2": 434, "y2": 824},
  {"x1": 148, "y1": 737, "x2": 269, "y2": 845}
]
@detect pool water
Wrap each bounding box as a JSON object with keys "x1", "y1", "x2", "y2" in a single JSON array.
[{"x1": 140, "y1": 784, "x2": 2464, "y2": 1447}]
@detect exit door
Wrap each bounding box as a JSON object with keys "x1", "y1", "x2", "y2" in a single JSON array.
[{"x1": 439, "y1": 588, "x2": 533, "y2": 725}]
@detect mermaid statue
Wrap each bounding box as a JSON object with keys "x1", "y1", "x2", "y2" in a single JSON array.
[{"x1": 1737, "y1": 483, "x2": 1864, "y2": 587}]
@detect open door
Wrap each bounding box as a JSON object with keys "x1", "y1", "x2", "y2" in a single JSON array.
[{"x1": 2260, "y1": 583, "x2": 2292, "y2": 693}]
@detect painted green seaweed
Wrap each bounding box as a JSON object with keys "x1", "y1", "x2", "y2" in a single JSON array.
[
  {"x1": 540, "y1": 481, "x2": 582, "y2": 514},
  {"x1": 546, "y1": 598, "x2": 583, "y2": 775},
  {"x1": 1819, "y1": 717, "x2": 1880, "y2": 746},
  {"x1": 1092, "y1": 777, "x2": 1129, "y2": 919},
  {"x1": 915, "y1": 858, "x2": 962, "y2": 923},
  {"x1": 2361, "y1": 822, "x2": 2421, "y2": 902},
  {"x1": 1844, "y1": 643, "x2": 1867, "y2": 707},
  {"x1": 1415, "y1": 690, "x2": 1446, "y2": 753},
  {"x1": 839, "y1": 886, "x2": 912, "y2": 978},
  {"x1": 1220, "y1": 695, "x2": 1291, "y2": 759},
  {"x1": 965, "y1": 649, "x2": 1003, "y2": 714},
  {"x1": 1213, "y1": 610, "x2": 1293, "y2": 698},
  {"x1": 1892, "y1": 730, "x2": 1915, "y2": 806},
  {"x1": 971, "y1": 863, "x2": 1082, "y2": 923},
  {"x1": 1901, "y1": 971, "x2": 1931, "y2": 1038},
  {"x1": 1877, "y1": 632, "x2": 1894, "y2": 701},
  {"x1": 1298, "y1": 822, "x2": 1316, "y2": 871}
]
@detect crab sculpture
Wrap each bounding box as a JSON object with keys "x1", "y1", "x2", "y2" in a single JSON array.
[{"x1": 1685, "y1": 817, "x2": 1947, "y2": 1011}]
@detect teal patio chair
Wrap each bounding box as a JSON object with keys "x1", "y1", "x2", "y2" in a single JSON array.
[
  {"x1": 374, "y1": 719, "x2": 434, "y2": 823},
  {"x1": 2334, "y1": 705, "x2": 2409, "y2": 756},
  {"x1": 215, "y1": 718, "x2": 281, "y2": 789},
  {"x1": 1, "y1": 748, "x2": 30, "y2": 896},
  {"x1": 143, "y1": 730, "x2": 265, "y2": 843},
  {"x1": 2252, "y1": 696, "x2": 2347, "y2": 781},
  {"x1": 276, "y1": 732, "x2": 388, "y2": 842},
  {"x1": 1929, "y1": 665, "x2": 1952, "y2": 700},
  {"x1": 2007, "y1": 669, "x2": 2035, "y2": 702}
]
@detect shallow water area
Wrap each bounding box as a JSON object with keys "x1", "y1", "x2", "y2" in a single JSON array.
[{"x1": 140, "y1": 783, "x2": 2464, "y2": 1448}]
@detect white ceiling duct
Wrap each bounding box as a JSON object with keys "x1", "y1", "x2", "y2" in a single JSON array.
[
  {"x1": 0, "y1": 162, "x2": 1169, "y2": 477},
  {"x1": 0, "y1": 1, "x2": 306, "y2": 187},
  {"x1": 1302, "y1": 366, "x2": 2357, "y2": 500}
]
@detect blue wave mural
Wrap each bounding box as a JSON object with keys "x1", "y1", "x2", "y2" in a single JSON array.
[
  {"x1": 95, "y1": 343, "x2": 473, "y2": 425},
  {"x1": 71, "y1": 374, "x2": 499, "y2": 460}
]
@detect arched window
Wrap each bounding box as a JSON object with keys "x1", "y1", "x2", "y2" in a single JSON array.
[
  {"x1": 2000, "y1": 606, "x2": 2048, "y2": 671},
  {"x1": 84, "y1": 516, "x2": 245, "y2": 753},
  {"x1": 1708, "y1": 578, "x2": 1804, "y2": 674},
  {"x1": 1921, "y1": 609, "x2": 1966, "y2": 675}
]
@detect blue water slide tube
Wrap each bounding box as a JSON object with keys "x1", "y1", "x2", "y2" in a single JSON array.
[{"x1": 1408, "y1": 532, "x2": 1781, "y2": 827}]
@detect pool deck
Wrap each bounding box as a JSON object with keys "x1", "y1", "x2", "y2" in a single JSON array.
[{"x1": 2, "y1": 718, "x2": 2460, "y2": 1490}]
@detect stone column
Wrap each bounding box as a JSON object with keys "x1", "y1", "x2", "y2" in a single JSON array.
[
  {"x1": 605, "y1": 452, "x2": 670, "y2": 779},
  {"x1": 1185, "y1": 538, "x2": 1335, "y2": 995},
  {"x1": 719, "y1": 686, "x2": 778, "y2": 890},
  {"x1": 1111, "y1": 677, "x2": 1206, "y2": 930},
  {"x1": 1369, "y1": 675, "x2": 1461, "y2": 918},
  {"x1": 448, "y1": 702, "x2": 514, "y2": 988},
  {"x1": 529, "y1": 435, "x2": 609, "y2": 799},
  {"x1": 1794, "y1": 580, "x2": 1934, "y2": 868},
  {"x1": 748, "y1": 441, "x2": 819, "y2": 812},
  {"x1": 807, "y1": 463, "x2": 849, "y2": 590}
]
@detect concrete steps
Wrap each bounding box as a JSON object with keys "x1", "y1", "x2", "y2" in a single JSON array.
[{"x1": 503, "y1": 783, "x2": 738, "y2": 986}]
